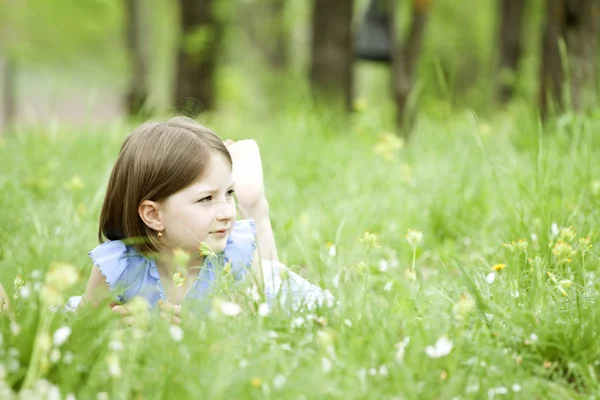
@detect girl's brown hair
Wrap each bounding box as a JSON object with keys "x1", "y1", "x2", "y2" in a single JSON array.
[{"x1": 98, "y1": 116, "x2": 232, "y2": 253}]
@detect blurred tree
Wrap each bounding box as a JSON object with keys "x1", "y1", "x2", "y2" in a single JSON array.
[
  {"x1": 175, "y1": 0, "x2": 222, "y2": 115},
  {"x1": 391, "y1": 0, "x2": 431, "y2": 138},
  {"x1": 355, "y1": 0, "x2": 392, "y2": 62},
  {"x1": 539, "y1": 0, "x2": 599, "y2": 116},
  {"x1": 125, "y1": 0, "x2": 151, "y2": 117},
  {"x1": 496, "y1": 0, "x2": 524, "y2": 104},
  {"x1": 0, "y1": 55, "x2": 16, "y2": 132},
  {"x1": 309, "y1": 0, "x2": 355, "y2": 111},
  {"x1": 241, "y1": 0, "x2": 289, "y2": 70}
]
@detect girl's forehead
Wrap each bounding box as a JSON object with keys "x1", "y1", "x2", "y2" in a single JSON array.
[{"x1": 188, "y1": 154, "x2": 233, "y2": 190}]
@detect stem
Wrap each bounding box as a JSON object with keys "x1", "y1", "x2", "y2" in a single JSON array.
[{"x1": 411, "y1": 247, "x2": 416, "y2": 273}]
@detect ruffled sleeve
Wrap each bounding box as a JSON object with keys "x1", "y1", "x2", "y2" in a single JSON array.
[
  {"x1": 223, "y1": 219, "x2": 257, "y2": 279},
  {"x1": 88, "y1": 240, "x2": 149, "y2": 302}
]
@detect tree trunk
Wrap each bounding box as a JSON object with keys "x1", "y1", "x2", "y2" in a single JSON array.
[
  {"x1": 1, "y1": 56, "x2": 16, "y2": 132},
  {"x1": 309, "y1": 0, "x2": 354, "y2": 111},
  {"x1": 175, "y1": 0, "x2": 221, "y2": 115},
  {"x1": 538, "y1": 0, "x2": 599, "y2": 117},
  {"x1": 564, "y1": 0, "x2": 599, "y2": 112},
  {"x1": 391, "y1": 0, "x2": 430, "y2": 138},
  {"x1": 497, "y1": 0, "x2": 525, "y2": 104},
  {"x1": 125, "y1": 0, "x2": 150, "y2": 116},
  {"x1": 242, "y1": 0, "x2": 289, "y2": 70}
]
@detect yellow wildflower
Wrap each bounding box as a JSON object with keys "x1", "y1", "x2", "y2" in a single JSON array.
[
  {"x1": 251, "y1": 377, "x2": 262, "y2": 388},
  {"x1": 558, "y1": 226, "x2": 576, "y2": 242},
  {"x1": 358, "y1": 232, "x2": 381, "y2": 250},
  {"x1": 492, "y1": 264, "x2": 506, "y2": 272},
  {"x1": 552, "y1": 241, "x2": 576, "y2": 263}
]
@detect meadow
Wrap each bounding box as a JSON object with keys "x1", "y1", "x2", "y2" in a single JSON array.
[{"x1": 1, "y1": 94, "x2": 600, "y2": 399}]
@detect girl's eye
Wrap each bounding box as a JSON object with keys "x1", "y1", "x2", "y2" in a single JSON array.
[
  {"x1": 198, "y1": 196, "x2": 212, "y2": 203},
  {"x1": 226, "y1": 189, "x2": 235, "y2": 197}
]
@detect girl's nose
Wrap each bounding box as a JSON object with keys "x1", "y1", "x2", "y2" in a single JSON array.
[{"x1": 213, "y1": 200, "x2": 237, "y2": 220}]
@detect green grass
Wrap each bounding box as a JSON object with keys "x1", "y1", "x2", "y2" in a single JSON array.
[{"x1": 1, "y1": 101, "x2": 600, "y2": 399}]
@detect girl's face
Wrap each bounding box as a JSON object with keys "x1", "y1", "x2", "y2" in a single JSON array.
[{"x1": 159, "y1": 153, "x2": 237, "y2": 255}]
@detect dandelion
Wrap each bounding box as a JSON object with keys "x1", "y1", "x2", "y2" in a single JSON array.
[
  {"x1": 486, "y1": 272, "x2": 496, "y2": 284},
  {"x1": 321, "y1": 357, "x2": 332, "y2": 374},
  {"x1": 52, "y1": 327, "x2": 72, "y2": 347},
  {"x1": 492, "y1": 264, "x2": 506, "y2": 272},
  {"x1": 273, "y1": 374, "x2": 286, "y2": 389},
  {"x1": 425, "y1": 337, "x2": 453, "y2": 358},
  {"x1": 169, "y1": 325, "x2": 184, "y2": 342},
  {"x1": 258, "y1": 303, "x2": 270, "y2": 317},
  {"x1": 559, "y1": 226, "x2": 576, "y2": 242},
  {"x1": 358, "y1": 232, "x2": 381, "y2": 250},
  {"x1": 251, "y1": 377, "x2": 262, "y2": 388},
  {"x1": 405, "y1": 229, "x2": 423, "y2": 248}
]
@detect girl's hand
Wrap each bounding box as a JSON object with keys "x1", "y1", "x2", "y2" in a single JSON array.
[
  {"x1": 111, "y1": 297, "x2": 151, "y2": 326},
  {"x1": 158, "y1": 300, "x2": 183, "y2": 325},
  {"x1": 224, "y1": 139, "x2": 267, "y2": 215}
]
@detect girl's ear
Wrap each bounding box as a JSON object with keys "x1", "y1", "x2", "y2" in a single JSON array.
[{"x1": 138, "y1": 200, "x2": 163, "y2": 231}]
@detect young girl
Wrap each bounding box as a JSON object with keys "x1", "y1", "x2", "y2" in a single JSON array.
[{"x1": 78, "y1": 117, "x2": 331, "y2": 322}]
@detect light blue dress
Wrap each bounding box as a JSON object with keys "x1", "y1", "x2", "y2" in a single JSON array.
[{"x1": 80, "y1": 219, "x2": 333, "y2": 312}]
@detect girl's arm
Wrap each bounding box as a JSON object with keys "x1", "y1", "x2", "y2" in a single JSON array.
[
  {"x1": 0, "y1": 282, "x2": 9, "y2": 313},
  {"x1": 78, "y1": 266, "x2": 112, "y2": 309},
  {"x1": 227, "y1": 139, "x2": 279, "y2": 262}
]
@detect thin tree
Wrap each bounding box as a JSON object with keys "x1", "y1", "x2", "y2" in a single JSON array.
[
  {"x1": 391, "y1": 0, "x2": 431, "y2": 138},
  {"x1": 309, "y1": 0, "x2": 354, "y2": 111},
  {"x1": 175, "y1": 0, "x2": 222, "y2": 115},
  {"x1": 538, "y1": 0, "x2": 599, "y2": 116},
  {"x1": 496, "y1": 0, "x2": 525, "y2": 104},
  {"x1": 125, "y1": 0, "x2": 150, "y2": 116}
]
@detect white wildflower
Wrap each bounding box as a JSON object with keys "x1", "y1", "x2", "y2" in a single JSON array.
[
  {"x1": 106, "y1": 353, "x2": 121, "y2": 377},
  {"x1": 52, "y1": 326, "x2": 72, "y2": 347},
  {"x1": 239, "y1": 359, "x2": 248, "y2": 368},
  {"x1": 218, "y1": 301, "x2": 242, "y2": 317},
  {"x1": 108, "y1": 340, "x2": 124, "y2": 352},
  {"x1": 280, "y1": 344, "x2": 292, "y2": 352},
  {"x1": 531, "y1": 233, "x2": 538, "y2": 242},
  {"x1": 258, "y1": 303, "x2": 270, "y2": 317},
  {"x1": 169, "y1": 325, "x2": 184, "y2": 342},
  {"x1": 321, "y1": 357, "x2": 332, "y2": 374},
  {"x1": 290, "y1": 317, "x2": 305, "y2": 329},
  {"x1": 19, "y1": 285, "x2": 31, "y2": 299},
  {"x1": 551, "y1": 223, "x2": 559, "y2": 238},
  {"x1": 378, "y1": 259, "x2": 389, "y2": 272},
  {"x1": 331, "y1": 273, "x2": 340, "y2": 288},
  {"x1": 10, "y1": 322, "x2": 20, "y2": 336},
  {"x1": 63, "y1": 351, "x2": 74, "y2": 365},
  {"x1": 343, "y1": 319, "x2": 353, "y2": 327},
  {"x1": 486, "y1": 272, "x2": 496, "y2": 284},
  {"x1": 511, "y1": 384, "x2": 521, "y2": 392},
  {"x1": 265, "y1": 331, "x2": 278, "y2": 339},
  {"x1": 383, "y1": 281, "x2": 393, "y2": 291},
  {"x1": 395, "y1": 337, "x2": 410, "y2": 362},
  {"x1": 406, "y1": 230, "x2": 423, "y2": 248},
  {"x1": 492, "y1": 386, "x2": 508, "y2": 395},
  {"x1": 97, "y1": 392, "x2": 109, "y2": 400},
  {"x1": 66, "y1": 394, "x2": 76, "y2": 400},
  {"x1": 49, "y1": 349, "x2": 61, "y2": 364},
  {"x1": 369, "y1": 367, "x2": 377, "y2": 376},
  {"x1": 425, "y1": 337, "x2": 453, "y2": 359},
  {"x1": 530, "y1": 333, "x2": 538, "y2": 342},
  {"x1": 273, "y1": 374, "x2": 286, "y2": 389},
  {"x1": 379, "y1": 365, "x2": 388, "y2": 376},
  {"x1": 329, "y1": 245, "x2": 337, "y2": 257}
]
